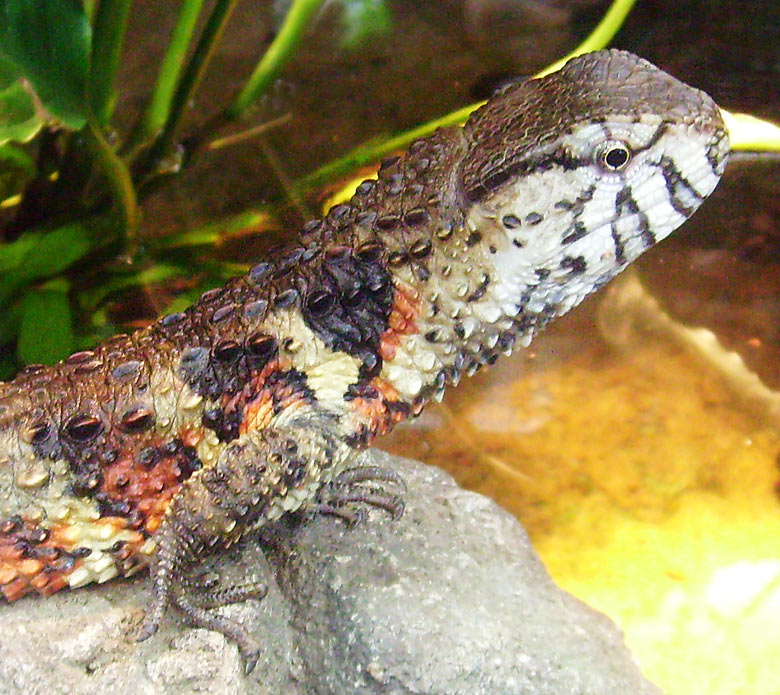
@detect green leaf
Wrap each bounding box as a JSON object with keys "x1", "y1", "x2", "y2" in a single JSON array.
[
  {"x1": 0, "y1": 0, "x2": 91, "y2": 129},
  {"x1": 0, "y1": 353, "x2": 16, "y2": 381},
  {"x1": 0, "y1": 222, "x2": 99, "y2": 306},
  {"x1": 17, "y1": 280, "x2": 74, "y2": 365},
  {"x1": 79, "y1": 262, "x2": 183, "y2": 310},
  {"x1": 0, "y1": 56, "x2": 46, "y2": 145},
  {"x1": 0, "y1": 141, "x2": 34, "y2": 199},
  {"x1": 0, "y1": 294, "x2": 22, "y2": 344},
  {"x1": 0, "y1": 229, "x2": 44, "y2": 272}
]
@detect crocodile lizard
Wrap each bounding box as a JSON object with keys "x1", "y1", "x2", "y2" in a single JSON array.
[{"x1": 0, "y1": 50, "x2": 729, "y2": 670}]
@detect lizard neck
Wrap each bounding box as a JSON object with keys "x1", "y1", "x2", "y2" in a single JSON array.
[{"x1": 346, "y1": 113, "x2": 729, "y2": 408}]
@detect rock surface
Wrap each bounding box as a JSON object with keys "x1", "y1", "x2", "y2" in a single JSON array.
[{"x1": 0, "y1": 451, "x2": 660, "y2": 695}]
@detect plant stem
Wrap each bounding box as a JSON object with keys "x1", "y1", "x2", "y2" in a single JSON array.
[
  {"x1": 151, "y1": 0, "x2": 324, "y2": 176},
  {"x1": 145, "y1": 0, "x2": 240, "y2": 171},
  {"x1": 89, "y1": 0, "x2": 133, "y2": 126},
  {"x1": 535, "y1": 0, "x2": 637, "y2": 77},
  {"x1": 138, "y1": 0, "x2": 207, "y2": 143},
  {"x1": 207, "y1": 112, "x2": 292, "y2": 150},
  {"x1": 84, "y1": 0, "x2": 99, "y2": 22},
  {"x1": 227, "y1": 0, "x2": 326, "y2": 118},
  {"x1": 296, "y1": 0, "x2": 636, "y2": 194},
  {"x1": 86, "y1": 118, "x2": 140, "y2": 255},
  {"x1": 722, "y1": 110, "x2": 780, "y2": 152},
  {"x1": 153, "y1": 206, "x2": 279, "y2": 250}
]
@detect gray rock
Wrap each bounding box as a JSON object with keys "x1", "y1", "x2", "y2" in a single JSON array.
[
  {"x1": 0, "y1": 543, "x2": 299, "y2": 695},
  {"x1": 0, "y1": 452, "x2": 660, "y2": 695}
]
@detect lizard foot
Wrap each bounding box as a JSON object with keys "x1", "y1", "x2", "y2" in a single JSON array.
[
  {"x1": 136, "y1": 520, "x2": 268, "y2": 673},
  {"x1": 139, "y1": 574, "x2": 268, "y2": 673},
  {"x1": 314, "y1": 464, "x2": 406, "y2": 525},
  {"x1": 180, "y1": 572, "x2": 269, "y2": 610},
  {"x1": 172, "y1": 586, "x2": 264, "y2": 674}
]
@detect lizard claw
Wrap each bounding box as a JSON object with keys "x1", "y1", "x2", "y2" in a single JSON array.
[
  {"x1": 314, "y1": 463, "x2": 406, "y2": 523},
  {"x1": 136, "y1": 618, "x2": 159, "y2": 643},
  {"x1": 243, "y1": 648, "x2": 261, "y2": 675}
]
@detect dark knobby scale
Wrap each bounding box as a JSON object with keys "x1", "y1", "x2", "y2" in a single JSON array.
[{"x1": 298, "y1": 243, "x2": 394, "y2": 365}]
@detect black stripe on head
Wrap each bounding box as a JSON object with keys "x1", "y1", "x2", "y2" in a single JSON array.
[
  {"x1": 464, "y1": 146, "x2": 589, "y2": 201},
  {"x1": 637, "y1": 121, "x2": 668, "y2": 153},
  {"x1": 562, "y1": 221, "x2": 588, "y2": 245},
  {"x1": 610, "y1": 223, "x2": 627, "y2": 265},
  {"x1": 658, "y1": 155, "x2": 703, "y2": 218},
  {"x1": 560, "y1": 255, "x2": 587, "y2": 275},
  {"x1": 615, "y1": 185, "x2": 656, "y2": 250},
  {"x1": 704, "y1": 131, "x2": 729, "y2": 175},
  {"x1": 561, "y1": 184, "x2": 597, "y2": 244}
]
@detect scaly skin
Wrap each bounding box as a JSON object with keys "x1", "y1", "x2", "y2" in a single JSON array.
[{"x1": 0, "y1": 50, "x2": 729, "y2": 669}]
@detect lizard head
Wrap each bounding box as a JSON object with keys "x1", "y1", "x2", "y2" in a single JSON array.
[{"x1": 459, "y1": 49, "x2": 730, "y2": 322}]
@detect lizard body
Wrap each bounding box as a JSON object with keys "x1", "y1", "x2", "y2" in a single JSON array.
[{"x1": 0, "y1": 50, "x2": 729, "y2": 668}]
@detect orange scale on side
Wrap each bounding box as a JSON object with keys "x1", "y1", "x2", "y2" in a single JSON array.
[
  {"x1": 225, "y1": 360, "x2": 285, "y2": 436},
  {"x1": 30, "y1": 571, "x2": 51, "y2": 591},
  {"x1": 18, "y1": 558, "x2": 43, "y2": 578},
  {"x1": 240, "y1": 390, "x2": 274, "y2": 436},
  {"x1": 0, "y1": 518, "x2": 97, "y2": 601},
  {"x1": 180, "y1": 425, "x2": 203, "y2": 448},
  {"x1": 2, "y1": 576, "x2": 33, "y2": 601},
  {"x1": 138, "y1": 487, "x2": 179, "y2": 534},
  {"x1": 143, "y1": 513, "x2": 163, "y2": 535},
  {"x1": 102, "y1": 448, "x2": 183, "y2": 509},
  {"x1": 91, "y1": 516, "x2": 136, "y2": 536},
  {"x1": 274, "y1": 383, "x2": 312, "y2": 412},
  {"x1": 347, "y1": 377, "x2": 413, "y2": 446},
  {"x1": 379, "y1": 284, "x2": 422, "y2": 361},
  {"x1": 0, "y1": 566, "x2": 18, "y2": 585},
  {"x1": 36, "y1": 573, "x2": 69, "y2": 597}
]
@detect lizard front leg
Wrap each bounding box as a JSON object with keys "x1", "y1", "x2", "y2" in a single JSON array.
[{"x1": 136, "y1": 412, "x2": 404, "y2": 671}]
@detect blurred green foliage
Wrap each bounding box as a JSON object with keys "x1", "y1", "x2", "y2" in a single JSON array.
[
  {"x1": 0, "y1": 0, "x2": 339, "y2": 369},
  {"x1": 339, "y1": 0, "x2": 392, "y2": 49},
  {"x1": 0, "y1": 1, "x2": 91, "y2": 129},
  {"x1": 0, "y1": 0, "x2": 652, "y2": 373}
]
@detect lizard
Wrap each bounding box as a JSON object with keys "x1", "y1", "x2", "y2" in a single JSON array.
[{"x1": 0, "y1": 50, "x2": 729, "y2": 671}]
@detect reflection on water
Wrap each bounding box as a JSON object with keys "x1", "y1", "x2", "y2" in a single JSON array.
[{"x1": 383, "y1": 293, "x2": 780, "y2": 695}]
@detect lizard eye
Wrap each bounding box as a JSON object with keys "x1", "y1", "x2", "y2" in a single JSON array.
[{"x1": 599, "y1": 141, "x2": 632, "y2": 171}]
